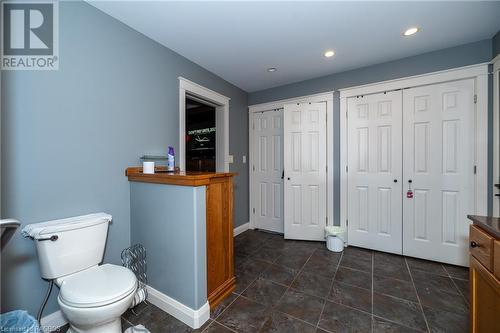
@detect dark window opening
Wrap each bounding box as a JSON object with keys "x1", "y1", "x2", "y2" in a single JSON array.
[{"x1": 185, "y1": 97, "x2": 216, "y2": 172}]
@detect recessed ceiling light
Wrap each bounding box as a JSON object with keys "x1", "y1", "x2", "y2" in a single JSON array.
[
  {"x1": 324, "y1": 50, "x2": 335, "y2": 58},
  {"x1": 403, "y1": 27, "x2": 419, "y2": 36},
  {"x1": 267, "y1": 67, "x2": 277, "y2": 72}
]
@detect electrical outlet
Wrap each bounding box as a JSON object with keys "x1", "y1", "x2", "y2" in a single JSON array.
[
  {"x1": 228, "y1": 155, "x2": 234, "y2": 163},
  {"x1": 243, "y1": 155, "x2": 246, "y2": 163}
]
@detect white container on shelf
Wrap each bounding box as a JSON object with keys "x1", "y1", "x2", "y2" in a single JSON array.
[{"x1": 143, "y1": 161, "x2": 155, "y2": 174}]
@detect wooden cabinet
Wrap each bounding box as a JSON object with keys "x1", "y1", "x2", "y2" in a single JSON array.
[
  {"x1": 468, "y1": 218, "x2": 500, "y2": 333},
  {"x1": 205, "y1": 175, "x2": 235, "y2": 308}
]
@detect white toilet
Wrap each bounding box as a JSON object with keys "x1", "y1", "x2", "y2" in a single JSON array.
[{"x1": 24, "y1": 213, "x2": 137, "y2": 333}]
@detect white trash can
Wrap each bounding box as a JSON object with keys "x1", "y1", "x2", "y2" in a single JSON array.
[{"x1": 325, "y1": 226, "x2": 346, "y2": 252}]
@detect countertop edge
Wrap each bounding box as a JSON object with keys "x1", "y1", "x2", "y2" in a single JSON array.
[
  {"x1": 125, "y1": 167, "x2": 237, "y2": 187},
  {"x1": 467, "y1": 215, "x2": 500, "y2": 239}
]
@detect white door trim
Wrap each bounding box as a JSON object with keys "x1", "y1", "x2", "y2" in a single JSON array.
[
  {"x1": 248, "y1": 92, "x2": 334, "y2": 233},
  {"x1": 340, "y1": 64, "x2": 489, "y2": 244},
  {"x1": 178, "y1": 77, "x2": 230, "y2": 172},
  {"x1": 249, "y1": 91, "x2": 335, "y2": 110},
  {"x1": 339, "y1": 63, "x2": 489, "y2": 98},
  {"x1": 493, "y1": 56, "x2": 500, "y2": 217}
]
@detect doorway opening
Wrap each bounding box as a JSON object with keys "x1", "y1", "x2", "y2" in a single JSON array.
[
  {"x1": 178, "y1": 77, "x2": 230, "y2": 172},
  {"x1": 185, "y1": 97, "x2": 216, "y2": 172}
]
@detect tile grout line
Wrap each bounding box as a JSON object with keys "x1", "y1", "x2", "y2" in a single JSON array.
[
  {"x1": 371, "y1": 250, "x2": 374, "y2": 333},
  {"x1": 371, "y1": 313, "x2": 428, "y2": 332},
  {"x1": 316, "y1": 248, "x2": 345, "y2": 330},
  {"x1": 405, "y1": 257, "x2": 431, "y2": 333},
  {"x1": 316, "y1": 256, "x2": 427, "y2": 333},
  {"x1": 222, "y1": 232, "x2": 316, "y2": 331},
  {"x1": 205, "y1": 319, "x2": 238, "y2": 333},
  {"x1": 326, "y1": 299, "x2": 373, "y2": 318},
  {"x1": 414, "y1": 261, "x2": 470, "y2": 312},
  {"x1": 449, "y1": 278, "x2": 470, "y2": 305},
  {"x1": 443, "y1": 265, "x2": 470, "y2": 306},
  {"x1": 268, "y1": 245, "x2": 340, "y2": 332},
  {"x1": 315, "y1": 249, "x2": 344, "y2": 332},
  {"x1": 233, "y1": 233, "x2": 448, "y2": 333},
  {"x1": 211, "y1": 293, "x2": 241, "y2": 322},
  {"x1": 212, "y1": 232, "x2": 269, "y2": 331},
  {"x1": 271, "y1": 245, "x2": 316, "y2": 307},
  {"x1": 261, "y1": 237, "x2": 319, "y2": 330},
  {"x1": 257, "y1": 242, "x2": 327, "y2": 329},
  {"x1": 234, "y1": 237, "x2": 272, "y2": 297}
]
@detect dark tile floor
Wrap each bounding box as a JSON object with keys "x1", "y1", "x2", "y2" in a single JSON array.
[{"x1": 56, "y1": 229, "x2": 470, "y2": 333}]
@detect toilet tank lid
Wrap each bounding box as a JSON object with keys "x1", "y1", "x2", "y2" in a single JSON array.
[{"x1": 21, "y1": 213, "x2": 112, "y2": 239}]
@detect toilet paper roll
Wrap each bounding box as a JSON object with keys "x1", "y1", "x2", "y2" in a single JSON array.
[
  {"x1": 143, "y1": 161, "x2": 155, "y2": 174},
  {"x1": 130, "y1": 288, "x2": 147, "y2": 308}
]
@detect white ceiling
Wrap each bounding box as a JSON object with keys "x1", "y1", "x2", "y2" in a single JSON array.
[{"x1": 88, "y1": 1, "x2": 500, "y2": 92}]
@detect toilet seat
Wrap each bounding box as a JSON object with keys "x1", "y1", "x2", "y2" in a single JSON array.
[{"x1": 59, "y1": 264, "x2": 137, "y2": 308}]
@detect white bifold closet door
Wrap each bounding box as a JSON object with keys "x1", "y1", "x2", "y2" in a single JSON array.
[
  {"x1": 346, "y1": 79, "x2": 475, "y2": 265},
  {"x1": 403, "y1": 79, "x2": 475, "y2": 266},
  {"x1": 252, "y1": 109, "x2": 284, "y2": 233},
  {"x1": 347, "y1": 91, "x2": 403, "y2": 254},
  {"x1": 283, "y1": 102, "x2": 327, "y2": 241}
]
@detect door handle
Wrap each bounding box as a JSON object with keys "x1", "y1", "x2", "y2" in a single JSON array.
[
  {"x1": 393, "y1": 179, "x2": 398, "y2": 183},
  {"x1": 281, "y1": 170, "x2": 284, "y2": 180},
  {"x1": 408, "y1": 179, "x2": 412, "y2": 183}
]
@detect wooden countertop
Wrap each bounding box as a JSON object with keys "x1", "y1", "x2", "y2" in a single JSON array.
[
  {"x1": 125, "y1": 167, "x2": 237, "y2": 186},
  {"x1": 468, "y1": 215, "x2": 500, "y2": 239}
]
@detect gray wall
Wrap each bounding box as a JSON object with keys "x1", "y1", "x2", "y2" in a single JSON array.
[
  {"x1": 249, "y1": 39, "x2": 493, "y2": 226},
  {"x1": 493, "y1": 30, "x2": 500, "y2": 58},
  {"x1": 130, "y1": 182, "x2": 207, "y2": 309},
  {"x1": 1, "y1": 1, "x2": 248, "y2": 315}
]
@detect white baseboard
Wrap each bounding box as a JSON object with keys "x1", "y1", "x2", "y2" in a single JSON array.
[
  {"x1": 146, "y1": 285, "x2": 210, "y2": 329},
  {"x1": 40, "y1": 310, "x2": 67, "y2": 333},
  {"x1": 234, "y1": 222, "x2": 249, "y2": 236}
]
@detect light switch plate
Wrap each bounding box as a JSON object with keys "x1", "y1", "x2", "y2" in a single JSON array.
[
  {"x1": 242, "y1": 155, "x2": 246, "y2": 163},
  {"x1": 228, "y1": 155, "x2": 234, "y2": 163}
]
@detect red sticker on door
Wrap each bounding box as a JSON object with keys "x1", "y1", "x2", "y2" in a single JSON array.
[{"x1": 407, "y1": 190, "x2": 413, "y2": 199}]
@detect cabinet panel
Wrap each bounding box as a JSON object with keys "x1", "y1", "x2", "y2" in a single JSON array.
[
  {"x1": 495, "y1": 240, "x2": 500, "y2": 280},
  {"x1": 470, "y1": 256, "x2": 500, "y2": 333},
  {"x1": 470, "y1": 225, "x2": 494, "y2": 271},
  {"x1": 206, "y1": 177, "x2": 235, "y2": 309}
]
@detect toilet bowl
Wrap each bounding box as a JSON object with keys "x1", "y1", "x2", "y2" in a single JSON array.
[
  {"x1": 22, "y1": 213, "x2": 137, "y2": 333},
  {"x1": 57, "y1": 264, "x2": 137, "y2": 333}
]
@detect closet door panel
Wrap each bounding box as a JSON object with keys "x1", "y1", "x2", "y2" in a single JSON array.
[
  {"x1": 347, "y1": 91, "x2": 403, "y2": 254},
  {"x1": 252, "y1": 110, "x2": 284, "y2": 233},
  {"x1": 284, "y1": 102, "x2": 327, "y2": 241},
  {"x1": 402, "y1": 79, "x2": 475, "y2": 266}
]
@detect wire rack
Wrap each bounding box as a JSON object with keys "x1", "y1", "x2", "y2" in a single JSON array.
[{"x1": 121, "y1": 244, "x2": 148, "y2": 302}]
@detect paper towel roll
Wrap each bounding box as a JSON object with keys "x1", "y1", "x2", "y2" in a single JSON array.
[{"x1": 143, "y1": 161, "x2": 155, "y2": 174}]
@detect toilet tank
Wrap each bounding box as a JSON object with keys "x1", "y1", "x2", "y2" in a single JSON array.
[{"x1": 23, "y1": 213, "x2": 112, "y2": 280}]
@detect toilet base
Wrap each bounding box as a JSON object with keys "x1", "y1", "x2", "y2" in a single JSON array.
[
  {"x1": 67, "y1": 318, "x2": 122, "y2": 333},
  {"x1": 58, "y1": 281, "x2": 136, "y2": 333}
]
